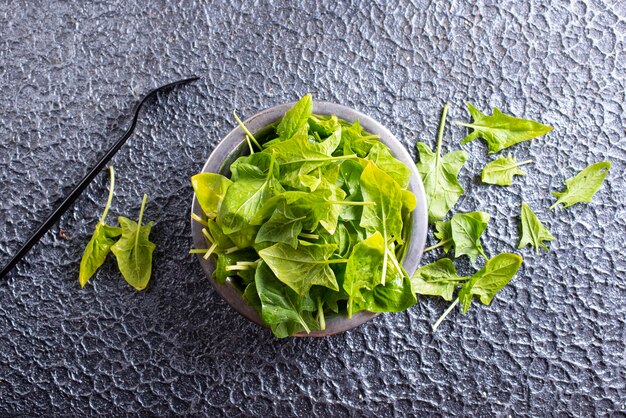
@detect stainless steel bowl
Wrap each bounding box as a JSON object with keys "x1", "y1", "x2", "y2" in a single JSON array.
[{"x1": 191, "y1": 101, "x2": 428, "y2": 336}]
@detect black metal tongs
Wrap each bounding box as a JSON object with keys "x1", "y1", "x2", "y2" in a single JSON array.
[{"x1": 0, "y1": 76, "x2": 199, "y2": 279}]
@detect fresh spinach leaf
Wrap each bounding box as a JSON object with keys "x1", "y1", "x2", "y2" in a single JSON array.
[
  {"x1": 416, "y1": 104, "x2": 468, "y2": 223},
  {"x1": 258, "y1": 242, "x2": 344, "y2": 295},
  {"x1": 111, "y1": 194, "x2": 156, "y2": 291},
  {"x1": 217, "y1": 153, "x2": 281, "y2": 234},
  {"x1": 549, "y1": 161, "x2": 611, "y2": 210},
  {"x1": 359, "y1": 162, "x2": 404, "y2": 285},
  {"x1": 451, "y1": 211, "x2": 490, "y2": 263},
  {"x1": 411, "y1": 258, "x2": 467, "y2": 301},
  {"x1": 255, "y1": 201, "x2": 304, "y2": 249},
  {"x1": 276, "y1": 93, "x2": 313, "y2": 140},
  {"x1": 365, "y1": 142, "x2": 411, "y2": 188},
  {"x1": 454, "y1": 102, "x2": 553, "y2": 153},
  {"x1": 481, "y1": 154, "x2": 533, "y2": 186},
  {"x1": 191, "y1": 172, "x2": 233, "y2": 218},
  {"x1": 518, "y1": 202, "x2": 554, "y2": 253},
  {"x1": 344, "y1": 232, "x2": 385, "y2": 317},
  {"x1": 353, "y1": 256, "x2": 416, "y2": 314},
  {"x1": 79, "y1": 166, "x2": 121, "y2": 287},
  {"x1": 255, "y1": 261, "x2": 319, "y2": 338},
  {"x1": 458, "y1": 253, "x2": 523, "y2": 313}
]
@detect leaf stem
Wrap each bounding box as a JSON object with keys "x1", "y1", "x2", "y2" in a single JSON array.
[
  {"x1": 233, "y1": 111, "x2": 262, "y2": 150},
  {"x1": 435, "y1": 104, "x2": 450, "y2": 164},
  {"x1": 100, "y1": 166, "x2": 116, "y2": 223},
  {"x1": 189, "y1": 249, "x2": 209, "y2": 254},
  {"x1": 327, "y1": 200, "x2": 375, "y2": 206},
  {"x1": 452, "y1": 121, "x2": 473, "y2": 128},
  {"x1": 516, "y1": 159, "x2": 534, "y2": 167},
  {"x1": 423, "y1": 239, "x2": 451, "y2": 253},
  {"x1": 236, "y1": 261, "x2": 258, "y2": 267},
  {"x1": 201, "y1": 228, "x2": 214, "y2": 245},
  {"x1": 225, "y1": 264, "x2": 250, "y2": 271},
  {"x1": 326, "y1": 259, "x2": 349, "y2": 264},
  {"x1": 299, "y1": 233, "x2": 319, "y2": 240},
  {"x1": 224, "y1": 246, "x2": 240, "y2": 254},
  {"x1": 203, "y1": 241, "x2": 218, "y2": 260},
  {"x1": 191, "y1": 213, "x2": 209, "y2": 227},
  {"x1": 432, "y1": 298, "x2": 459, "y2": 332},
  {"x1": 317, "y1": 297, "x2": 325, "y2": 331},
  {"x1": 549, "y1": 202, "x2": 558, "y2": 211}
]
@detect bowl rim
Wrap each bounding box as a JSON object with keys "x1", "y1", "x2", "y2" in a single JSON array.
[{"x1": 191, "y1": 100, "x2": 428, "y2": 337}]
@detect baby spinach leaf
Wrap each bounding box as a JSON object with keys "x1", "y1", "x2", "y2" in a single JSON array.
[
  {"x1": 458, "y1": 253, "x2": 523, "y2": 313},
  {"x1": 79, "y1": 166, "x2": 121, "y2": 287},
  {"x1": 412, "y1": 258, "x2": 467, "y2": 301},
  {"x1": 344, "y1": 232, "x2": 385, "y2": 317},
  {"x1": 416, "y1": 104, "x2": 468, "y2": 223},
  {"x1": 255, "y1": 261, "x2": 318, "y2": 338},
  {"x1": 353, "y1": 256, "x2": 416, "y2": 314},
  {"x1": 481, "y1": 154, "x2": 533, "y2": 186},
  {"x1": 242, "y1": 282, "x2": 262, "y2": 314},
  {"x1": 206, "y1": 219, "x2": 235, "y2": 250},
  {"x1": 451, "y1": 211, "x2": 490, "y2": 263},
  {"x1": 454, "y1": 102, "x2": 553, "y2": 153},
  {"x1": 365, "y1": 142, "x2": 411, "y2": 189},
  {"x1": 425, "y1": 220, "x2": 453, "y2": 253},
  {"x1": 276, "y1": 93, "x2": 313, "y2": 140},
  {"x1": 191, "y1": 172, "x2": 233, "y2": 218},
  {"x1": 255, "y1": 201, "x2": 305, "y2": 249},
  {"x1": 342, "y1": 120, "x2": 380, "y2": 157},
  {"x1": 308, "y1": 114, "x2": 340, "y2": 137},
  {"x1": 258, "y1": 242, "x2": 343, "y2": 295},
  {"x1": 218, "y1": 153, "x2": 281, "y2": 234},
  {"x1": 360, "y1": 161, "x2": 404, "y2": 285},
  {"x1": 518, "y1": 202, "x2": 554, "y2": 253},
  {"x1": 111, "y1": 194, "x2": 156, "y2": 291},
  {"x1": 549, "y1": 161, "x2": 611, "y2": 210}
]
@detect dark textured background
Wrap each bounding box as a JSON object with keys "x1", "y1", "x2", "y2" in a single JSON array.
[{"x1": 0, "y1": 0, "x2": 624, "y2": 416}]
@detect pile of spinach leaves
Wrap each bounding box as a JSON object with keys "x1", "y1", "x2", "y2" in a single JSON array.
[{"x1": 192, "y1": 94, "x2": 417, "y2": 338}]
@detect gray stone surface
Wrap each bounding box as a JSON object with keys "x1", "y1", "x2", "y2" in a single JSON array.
[{"x1": 0, "y1": 0, "x2": 624, "y2": 416}]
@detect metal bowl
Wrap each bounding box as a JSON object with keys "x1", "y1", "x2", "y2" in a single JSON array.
[{"x1": 191, "y1": 101, "x2": 428, "y2": 336}]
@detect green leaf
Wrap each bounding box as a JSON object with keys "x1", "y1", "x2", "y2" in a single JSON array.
[
  {"x1": 308, "y1": 114, "x2": 340, "y2": 137},
  {"x1": 353, "y1": 255, "x2": 416, "y2": 313},
  {"x1": 365, "y1": 142, "x2": 412, "y2": 189},
  {"x1": 458, "y1": 253, "x2": 523, "y2": 313},
  {"x1": 359, "y1": 161, "x2": 404, "y2": 285},
  {"x1": 481, "y1": 154, "x2": 533, "y2": 186},
  {"x1": 255, "y1": 261, "x2": 318, "y2": 338},
  {"x1": 191, "y1": 172, "x2": 233, "y2": 218},
  {"x1": 344, "y1": 232, "x2": 385, "y2": 317},
  {"x1": 258, "y1": 242, "x2": 342, "y2": 295},
  {"x1": 416, "y1": 104, "x2": 468, "y2": 223},
  {"x1": 451, "y1": 211, "x2": 490, "y2": 263},
  {"x1": 79, "y1": 223, "x2": 121, "y2": 287},
  {"x1": 255, "y1": 201, "x2": 305, "y2": 249},
  {"x1": 205, "y1": 219, "x2": 235, "y2": 250},
  {"x1": 430, "y1": 220, "x2": 453, "y2": 253},
  {"x1": 111, "y1": 194, "x2": 156, "y2": 291},
  {"x1": 342, "y1": 120, "x2": 380, "y2": 157},
  {"x1": 276, "y1": 93, "x2": 313, "y2": 140},
  {"x1": 454, "y1": 102, "x2": 553, "y2": 153},
  {"x1": 230, "y1": 152, "x2": 279, "y2": 182},
  {"x1": 217, "y1": 153, "x2": 280, "y2": 234},
  {"x1": 550, "y1": 161, "x2": 611, "y2": 210},
  {"x1": 518, "y1": 202, "x2": 555, "y2": 253},
  {"x1": 411, "y1": 258, "x2": 468, "y2": 301},
  {"x1": 79, "y1": 166, "x2": 121, "y2": 287},
  {"x1": 242, "y1": 282, "x2": 262, "y2": 314}
]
